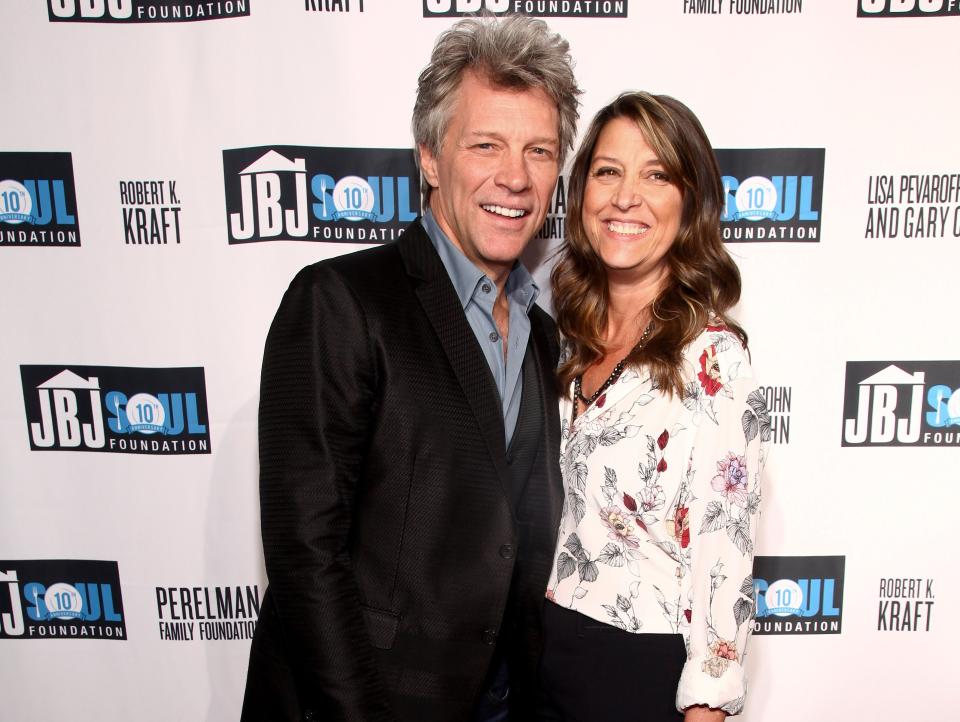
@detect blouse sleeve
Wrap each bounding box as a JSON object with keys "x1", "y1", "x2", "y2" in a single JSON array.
[{"x1": 676, "y1": 335, "x2": 769, "y2": 715}]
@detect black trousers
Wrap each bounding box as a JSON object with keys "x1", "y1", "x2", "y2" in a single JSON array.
[{"x1": 538, "y1": 600, "x2": 686, "y2": 722}]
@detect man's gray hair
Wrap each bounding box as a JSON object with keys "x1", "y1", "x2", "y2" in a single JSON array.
[{"x1": 413, "y1": 14, "x2": 581, "y2": 206}]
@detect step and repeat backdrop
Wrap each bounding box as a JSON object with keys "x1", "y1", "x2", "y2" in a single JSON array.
[{"x1": 1, "y1": 1, "x2": 957, "y2": 720}]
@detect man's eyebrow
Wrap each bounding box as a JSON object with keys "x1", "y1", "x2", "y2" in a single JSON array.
[
  {"x1": 527, "y1": 136, "x2": 560, "y2": 147},
  {"x1": 466, "y1": 130, "x2": 559, "y2": 146}
]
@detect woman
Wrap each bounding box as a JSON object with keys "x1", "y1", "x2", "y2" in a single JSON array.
[{"x1": 540, "y1": 92, "x2": 769, "y2": 721}]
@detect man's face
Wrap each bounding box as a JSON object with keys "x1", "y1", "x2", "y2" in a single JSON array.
[{"x1": 419, "y1": 70, "x2": 560, "y2": 283}]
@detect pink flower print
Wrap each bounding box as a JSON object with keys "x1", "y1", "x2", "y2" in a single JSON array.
[
  {"x1": 712, "y1": 639, "x2": 738, "y2": 661},
  {"x1": 702, "y1": 638, "x2": 738, "y2": 678},
  {"x1": 711, "y1": 453, "x2": 749, "y2": 507},
  {"x1": 599, "y1": 506, "x2": 640, "y2": 548},
  {"x1": 639, "y1": 482, "x2": 663, "y2": 511}
]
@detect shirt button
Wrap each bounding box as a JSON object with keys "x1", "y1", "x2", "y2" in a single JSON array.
[
  {"x1": 489, "y1": 331, "x2": 499, "y2": 342},
  {"x1": 499, "y1": 544, "x2": 515, "y2": 559},
  {"x1": 481, "y1": 628, "x2": 498, "y2": 645},
  {"x1": 481, "y1": 282, "x2": 492, "y2": 294}
]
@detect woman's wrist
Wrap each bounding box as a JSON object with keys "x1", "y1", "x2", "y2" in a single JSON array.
[{"x1": 682, "y1": 705, "x2": 727, "y2": 722}]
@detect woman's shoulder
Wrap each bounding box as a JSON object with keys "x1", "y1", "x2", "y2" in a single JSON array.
[
  {"x1": 681, "y1": 321, "x2": 754, "y2": 387},
  {"x1": 686, "y1": 321, "x2": 748, "y2": 354}
]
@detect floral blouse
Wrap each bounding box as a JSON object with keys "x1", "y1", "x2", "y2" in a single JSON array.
[{"x1": 546, "y1": 325, "x2": 770, "y2": 715}]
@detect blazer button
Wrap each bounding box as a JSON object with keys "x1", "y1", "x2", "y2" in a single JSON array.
[
  {"x1": 481, "y1": 628, "x2": 498, "y2": 645},
  {"x1": 499, "y1": 544, "x2": 515, "y2": 559},
  {"x1": 304, "y1": 710, "x2": 317, "y2": 721}
]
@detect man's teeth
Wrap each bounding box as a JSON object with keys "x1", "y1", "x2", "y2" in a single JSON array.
[
  {"x1": 482, "y1": 205, "x2": 526, "y2": 218},
  {"x1": 607, "y1": 221, "x2": 648, "y2": 235}
]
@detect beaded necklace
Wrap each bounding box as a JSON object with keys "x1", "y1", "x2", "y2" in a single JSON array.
[{"x1": 573, "y1": 322, "x2": 653, "y2": 413}]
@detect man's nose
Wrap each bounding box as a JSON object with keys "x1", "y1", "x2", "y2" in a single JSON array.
[{"x1": 494, "y1": 151, "x2": 531, "y2": 193}]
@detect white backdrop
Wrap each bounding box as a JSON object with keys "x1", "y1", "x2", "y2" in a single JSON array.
[{"x1": 1, "y1": 1, "x2": 958, "y2": 720}]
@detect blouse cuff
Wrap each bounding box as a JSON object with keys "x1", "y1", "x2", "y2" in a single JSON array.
[{"x1": 676, "y1": 656, "x2": 746, "y2": 715}]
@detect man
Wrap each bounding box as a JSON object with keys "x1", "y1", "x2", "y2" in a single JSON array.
[{"x1": 241, "y1": 15, "x2": 580, "y2": 722}]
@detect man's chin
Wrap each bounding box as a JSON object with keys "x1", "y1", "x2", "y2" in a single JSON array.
[
  {"x1": 483, "y1": 218, "x2": 542, "y2": 242},
  {"x1": 481, "y1": 238, "x2": 536, "y2": 264}
]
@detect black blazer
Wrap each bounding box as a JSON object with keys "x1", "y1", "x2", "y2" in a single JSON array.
[{"x1": 241, "y1": 220, "x2": 563, "y2": 722}]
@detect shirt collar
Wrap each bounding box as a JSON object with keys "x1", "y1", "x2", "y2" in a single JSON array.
[{"x1": 422, "y1": 210, "x2": 539, "y2": 313}]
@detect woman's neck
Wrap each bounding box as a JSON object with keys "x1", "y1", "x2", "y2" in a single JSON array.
[{"x1": 604, "y1": 268, "x2": 668, "y2": 351}]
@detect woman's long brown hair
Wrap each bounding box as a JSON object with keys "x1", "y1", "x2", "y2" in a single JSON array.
[{"x1": 552, "y1": 92, "x2": 747, "y2": 398}]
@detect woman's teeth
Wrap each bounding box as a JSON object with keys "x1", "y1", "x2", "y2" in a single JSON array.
[{"x1": 607, "y1": 221, "x2": 648, "y2": 235}]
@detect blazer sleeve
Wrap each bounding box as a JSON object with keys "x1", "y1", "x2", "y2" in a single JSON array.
[{"x1": 258, "y1": 264, "x2": 394, "y2": 720}]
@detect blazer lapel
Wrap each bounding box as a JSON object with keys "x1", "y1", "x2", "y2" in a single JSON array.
[
  {"x1": 398, "y1": 221, "x2": 511, "y2": 498},
  {"x1": 528, "y1": 310, "x2": 564, "y2": 519}
]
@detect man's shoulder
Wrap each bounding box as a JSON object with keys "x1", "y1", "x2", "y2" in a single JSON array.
[
  {"x1": 286, "y1": 228, "x2": 422, "y2": 302},
  {"x1": 301, "y1": 239, "x2": 403, "y2": 282}
]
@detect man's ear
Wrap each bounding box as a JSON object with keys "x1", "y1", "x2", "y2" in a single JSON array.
[{"x1": 418, "y1": 144, "x2": 439, "y2": 189}]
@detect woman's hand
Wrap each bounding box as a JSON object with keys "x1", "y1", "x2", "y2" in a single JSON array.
[{"x1": 683, "y1": 705, "x2": 727, "y2": 722}]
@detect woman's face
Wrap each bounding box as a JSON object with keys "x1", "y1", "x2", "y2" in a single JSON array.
[{"x1": 581, "y1": 116, "x2": 683, "y2": 284}]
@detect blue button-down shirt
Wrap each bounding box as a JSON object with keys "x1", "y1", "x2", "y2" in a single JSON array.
[{"x1": 423, "y1": 211, "x2": 539, "y2": 446}]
